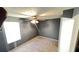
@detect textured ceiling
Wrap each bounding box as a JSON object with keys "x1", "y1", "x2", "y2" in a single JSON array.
[{"x1": 4, "y1": 7, "x2": 73, "y2": 20}]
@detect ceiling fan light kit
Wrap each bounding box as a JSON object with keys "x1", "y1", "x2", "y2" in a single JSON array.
[{"x1": 31, "y1": 20, "x2": 39, "y2": 24}]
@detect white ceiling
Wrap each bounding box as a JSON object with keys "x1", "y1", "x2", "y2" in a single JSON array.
[{"x1": 4, "y1": 7, "x2": 73, "y2": 20}]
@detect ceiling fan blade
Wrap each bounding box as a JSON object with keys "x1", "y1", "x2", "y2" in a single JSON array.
[
  {"x1": 19, "y1": 18, "x2": 32, "y2": 22},
  {"x1": 13, "y1": 11, "x2": 33, "y2": 16}
]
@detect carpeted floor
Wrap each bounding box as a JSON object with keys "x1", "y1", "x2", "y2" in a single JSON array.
[{"x1": 9, "y1": 36, "x2": 58, "y2": 52}]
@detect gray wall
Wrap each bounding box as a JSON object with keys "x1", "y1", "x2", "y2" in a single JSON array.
[
  {"x1": 7, "y1": 17, "x2": 38, "y2": 50},
  {"x1": 38, "y1": 18, "x2": 60, "y2": 40},
  {"x1": 16, "y1": 21, "x2": 38, "y2": 46},
  {"x1": 63, "y1": 9, "x2": 74, "y2": 18},
  {"x1": 0, "y1": 27, "x2": 8, "y2": 52}
]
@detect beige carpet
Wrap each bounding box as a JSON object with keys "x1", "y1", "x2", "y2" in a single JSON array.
[{"x1": 10, "y1": 36, "x2": 58, "y2": 52}]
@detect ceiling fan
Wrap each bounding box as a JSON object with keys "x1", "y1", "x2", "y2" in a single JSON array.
[
  {"x1": 5, "y1": 7, "x2": 65, "y2": 24},
  {"x1": 5, "y1": 7, "x2": 74, "y2": 23},
  {"x1": 19, "y1": 14, "x2": 40, "y2": 24},
  {"x1": 18, "y1": 11, "x2": 50, "y2": 24}
]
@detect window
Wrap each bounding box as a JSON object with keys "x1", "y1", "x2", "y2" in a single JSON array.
[{"x1": 3, "y1": 21, "x2": 21, "y2": 44}]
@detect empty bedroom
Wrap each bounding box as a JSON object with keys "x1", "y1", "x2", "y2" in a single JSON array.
[{"x1": 0, "y1": 7, "x2": 76, "y2": 52}]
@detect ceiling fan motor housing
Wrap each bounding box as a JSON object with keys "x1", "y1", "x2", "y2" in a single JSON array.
[{"x1": 32, "y1": 16, "x2": 38, "y2": 20}]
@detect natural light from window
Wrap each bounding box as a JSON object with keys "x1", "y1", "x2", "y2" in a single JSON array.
[{"x1": 3, "y1": 21, "x2": 21, "y2": 44}]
